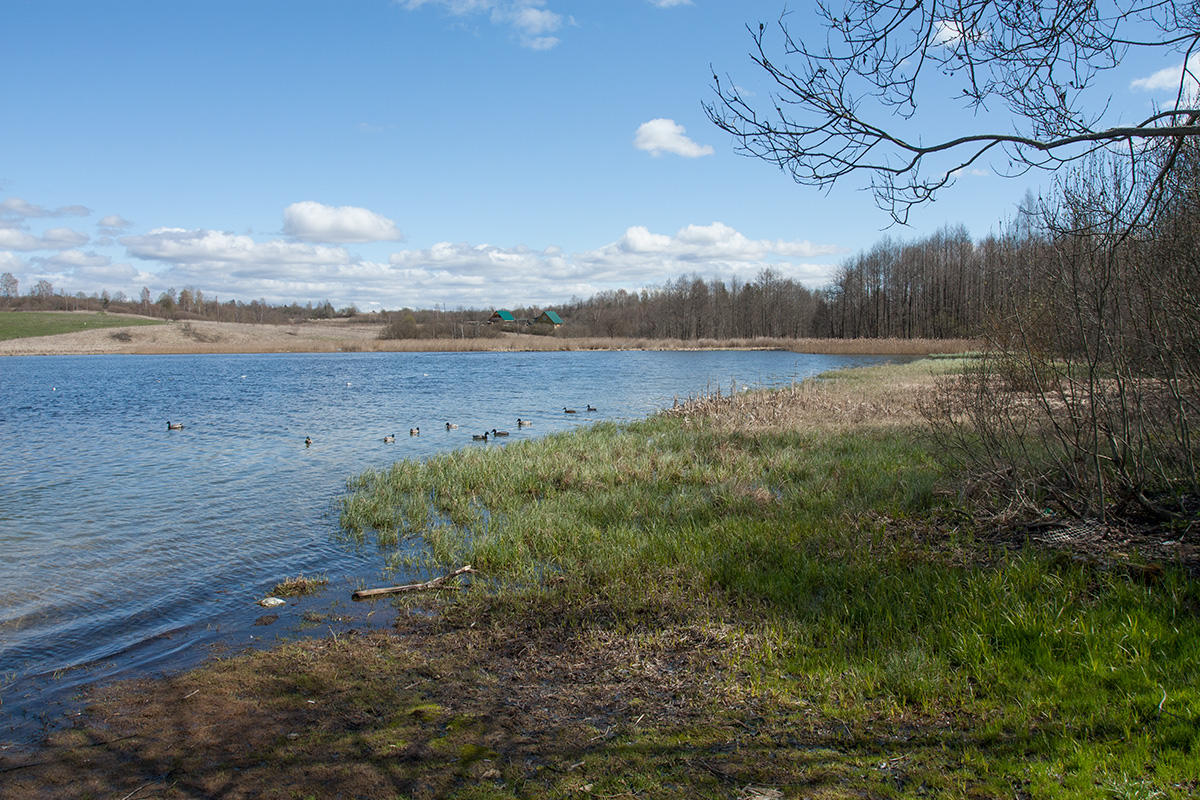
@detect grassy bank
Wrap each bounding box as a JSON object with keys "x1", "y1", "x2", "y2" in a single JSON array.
[
  {"x1": 336, "y1": 360, "x2": 1199, "y2": 797},
  {"x1": 0, "y1": 310, "x2": 163, "y2": 340},
  {"x1": 5, "y1": 360, "x2": 1196, "y2": 799}
]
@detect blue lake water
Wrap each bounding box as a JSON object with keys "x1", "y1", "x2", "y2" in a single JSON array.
[{"x1": 0, "y1": 349, "x2": 900, "y2": 742}]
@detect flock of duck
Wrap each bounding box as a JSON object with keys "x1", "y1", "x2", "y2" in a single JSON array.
[{"x1": 168, "y1": 405, "x2": 600, "y2": 448}]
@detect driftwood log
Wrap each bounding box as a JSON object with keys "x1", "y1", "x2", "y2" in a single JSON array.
[{"x1": 351, "y1": 565, "x2": 476, "y2": 601}]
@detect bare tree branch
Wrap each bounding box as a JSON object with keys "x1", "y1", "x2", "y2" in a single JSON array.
[{"x1": 706, "y1": 1, "x2": 1200, "y2": 224}]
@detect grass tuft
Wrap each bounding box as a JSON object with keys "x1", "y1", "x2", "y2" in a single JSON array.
[{"x1": 269, "y1": 573, "x2": 329, "y2": 598}]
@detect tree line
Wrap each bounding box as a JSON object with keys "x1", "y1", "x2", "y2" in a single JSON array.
[{"x1": 0, "y1": 213, "x2": 1137, "y2": 345}]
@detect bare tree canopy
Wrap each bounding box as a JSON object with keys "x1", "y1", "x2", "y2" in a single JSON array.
[{"x1": 706, "y1": 1, "x2": 1200, "y2": 223}]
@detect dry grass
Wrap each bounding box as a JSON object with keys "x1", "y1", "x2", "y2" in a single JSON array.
[
  {"x1": 0, "y1": 316, "x2": 978, "y2": 356},
  {"x1": 664, "y1": 357, "x2": 960, "y2": 434}
]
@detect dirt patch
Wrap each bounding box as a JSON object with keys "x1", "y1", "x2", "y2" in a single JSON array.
[{"x1": 0, "y1": 600, "x2": 813, "y2": 799}]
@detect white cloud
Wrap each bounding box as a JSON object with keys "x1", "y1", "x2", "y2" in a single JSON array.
[
  {"x1": 98, "y1": 214, "x2": 134, "y2": 231},
  {"x1": 43, "y1": 227, "x2": 91, "y2": 249},
  {"x1": 1131, "y1": 52, "x2": 1200, "y2": 93},
  {"x1": 494, "y1": 3, "x2": 560, "y2": 35},
  {"x1": 0, "y1": 224, "x2": 89, "y2": 251},
  {"x1": 949, "y1": 167, "x2": 992, "y2": 178},
  {"x1": 605, "y1": 222, "x2": 842, "y2": 262},
  {"x1": 399, "y1": 0, "x2": 567, "y2": 49},
  {"x1": 12, "y1": 193, "x2": 845, "y2": 311},
  {"x1": 930, "y1": 19, "x2": 985, "y2": 46},
  {"x1": 634, "y1": 118, "x2": 714, "y2": 158},
  {"x1": 648, "y1": 0, "x2": 692, "y2": 6},
  {"x1": 123, "y1": 227, "x2": 355, "y2": 267},
  {"x1": 282, "y1": 201, "x2": 404, "y2": 243},
  {"x1": 0, "y1": 197, "x2": 91, "y2": 219},
  {"x1": 30, "y1": 249, "x2": 112, "y2": 270},
  {"x1": 0, "y1": 250, "x2": 23, "y2": 272},
  {"x1": 0, "y1": 227, "x2": 40, "y2": 251}
]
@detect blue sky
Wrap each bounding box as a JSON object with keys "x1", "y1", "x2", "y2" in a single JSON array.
[{"x1": 1, "y1": 1, "x2": 1190, "y2": 312}]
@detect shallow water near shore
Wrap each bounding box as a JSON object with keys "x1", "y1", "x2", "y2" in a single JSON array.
[{"x1": 0, "y1": 349, "x2": 902, "y2": 743}]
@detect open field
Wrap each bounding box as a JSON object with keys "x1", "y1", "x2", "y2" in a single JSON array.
[
  {"x1": 0, "y1": 311, "x2": 974, "y2": 356},
  {"x1": 3, "y1": 359, "x2": 1195, "y2": 799},
  {"x1": 0, "y1": 310, "x2": 164, "y2": 341}
]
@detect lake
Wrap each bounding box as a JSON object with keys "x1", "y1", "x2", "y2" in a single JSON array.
[{"x1": 0, "y1": 349, "x2": 902, "y2": 742}]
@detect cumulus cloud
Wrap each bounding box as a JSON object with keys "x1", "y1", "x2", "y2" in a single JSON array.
[
  {"x1": 98, "y1": 214, "x2": 134, "y2": 232},
  {"x1": 0, "y1": 250, "x2": 23, "y2": 272},
  {"x1": 399, "y1": 0, "x2": 568, "y2": 49},
  {"x1": 0, "y1": 197, "x2": 91, "y2": 219},
  {"x1": 8, "y1": 195, "x2": 844, "y2": 312},
  {"x1": 1131, "y1": 52, "x2": 1200, "y2": 93},
  {"x1": 634, "y1": 119, "x2": 714, "y2": 158},
  {"x1": 0, "y1": 225, "x2": 89, "y2": 251},
  {"x1": 605, "y1": 222, "x2": 841, "y2": 262},
  {"x1": 282, "y1": 201, "x2": 404, "y2": 243},
  {"x1": 30, "y1": 249, "x2": 112, "y2": 270},
  {"x1": 123, "y1": 227, "x2": 355, "y2": 267}
]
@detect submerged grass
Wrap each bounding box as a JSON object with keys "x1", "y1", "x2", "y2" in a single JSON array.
[
  {"x1": 336, "y1": 358, "x2": 1200, "y2": 798},
  {"x1": 268, "y1": 572, "x2": 329, "y2": 598}
]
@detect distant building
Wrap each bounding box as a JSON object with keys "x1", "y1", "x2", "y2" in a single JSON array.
[
  {"x1": 488, "y1": 309, "x2": 517, "y2": 324},
  {"x1": 535, "y1": 310, "x2": 563, "y2": 327}
]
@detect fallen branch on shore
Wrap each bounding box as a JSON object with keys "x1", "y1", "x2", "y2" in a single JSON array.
[{"x1": 351, "y1": 565, "x2": 476, "y2": 601}]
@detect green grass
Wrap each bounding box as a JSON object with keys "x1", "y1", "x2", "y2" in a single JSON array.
[
  {"x1": 337, "y1": 368, "x2": 1200, "y2": 798},
  {"x1": 0, "y1": 310, "x2": 162, "y2": 340}
]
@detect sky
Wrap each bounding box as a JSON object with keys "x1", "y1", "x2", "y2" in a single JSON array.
[{"x1": 1, "y1": 0, "x2": 1191, "y2": 313}]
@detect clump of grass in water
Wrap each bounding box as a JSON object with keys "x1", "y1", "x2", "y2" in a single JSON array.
[{"x1": 269, "y1": 573, "x2": 329, "y2": 598}]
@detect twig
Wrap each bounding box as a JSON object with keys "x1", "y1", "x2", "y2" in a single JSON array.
[{"x1": 352, "y1": 565, "x2": 476, "y2": 601}]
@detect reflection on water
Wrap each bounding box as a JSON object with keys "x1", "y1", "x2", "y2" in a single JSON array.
[{"x1": 0, "y1": 349, "x2": 901, "y2": 741}]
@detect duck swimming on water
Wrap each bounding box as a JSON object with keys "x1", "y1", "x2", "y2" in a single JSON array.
[
  {"x1": 410, "y1": 427, "x2": 420, "y2": 436},
  {"x1": 445, "y1": 422, "x2": 459, "y2": 430},
  {"x1": 472, "y1": 432, "x2": 490, "y2": 441},
  {"x1": 563, "y1": 407, "x2": 577, "y2": 414},
  {"x1": 167, "y1": 421, "x2": 183, "y2": 430},
  {"x1": 491, "y1": 428, "x2": 510, "y2": 436},
  {"x1": 517, "y1": 418, "x2": 532, "y2": 427},
  {"x1": 383, "y1": 434, "x2": 396, "y2": 443}
]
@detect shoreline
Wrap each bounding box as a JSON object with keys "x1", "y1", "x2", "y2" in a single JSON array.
[
  {"x1": 2, "y1": 358, "x2": 1195, "y2": 798},
  {"x1": 0, "y1": 317, "x2": 975, "y2": 357}
]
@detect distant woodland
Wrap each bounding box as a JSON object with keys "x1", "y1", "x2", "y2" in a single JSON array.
[{"x1": 0, "y1": 215, "x2": 1046, "y2": 343}]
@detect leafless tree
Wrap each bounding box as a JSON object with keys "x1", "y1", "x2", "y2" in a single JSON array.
[{"x1": 707, "y1": 1, "x2": 1200, "y2": 224}]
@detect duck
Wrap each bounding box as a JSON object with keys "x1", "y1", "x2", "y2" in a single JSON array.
[
  {"x1": 383, "y1": 434, "x2": 396, "y2": 443},
  {"x1": 304, "y1": 436, "x2": 312, "y2": 447},
  {"x1": 472, "y1": 432, "x2": 490, "y2": 441},
  {"x1": 409, "y1": 427, "x2": 420, "y2": 436},
  {"x1": 491, "y1": 428, "x2": 510, "y2": 437},
  {"x1": 586, "y1": 405, "x2": 597, "y2": 412},
  {"x1": 167, "y1": 421, "x2": 183, "y2": 430},
  {"x1": 445, "y1": 422, "x2": 459, "y2": 430},
  {"x1": 517, "y1": 418, "x2": 532, "y2": 427},
  {"x1": 564, "y1": 407, "x2": 577, "y2": 414}
]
